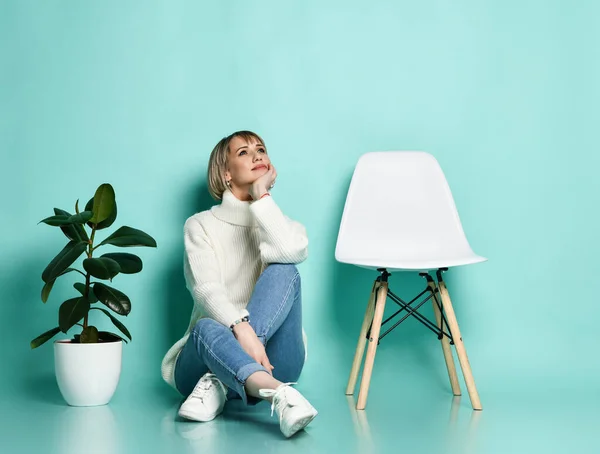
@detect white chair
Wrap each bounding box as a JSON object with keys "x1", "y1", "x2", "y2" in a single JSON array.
[{"x1": 336, "y1": 151, "x2": 487, "y2": 411}]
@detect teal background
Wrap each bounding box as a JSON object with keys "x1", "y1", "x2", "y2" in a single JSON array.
[{"x1": 1, "y1": 1, "x2": 599, "y2": 453}]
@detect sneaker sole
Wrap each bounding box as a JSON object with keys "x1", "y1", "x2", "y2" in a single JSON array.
[
  {"x1": 178, "y1": 408, "x2": 222, "y2": 422},
  {"x1": 284, "y1": 410, "x2": 318, "y2": 438}
]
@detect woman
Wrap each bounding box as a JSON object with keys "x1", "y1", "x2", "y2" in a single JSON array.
[{"x1": 161, "y1": 131, "x2": 317, "y2": 438}]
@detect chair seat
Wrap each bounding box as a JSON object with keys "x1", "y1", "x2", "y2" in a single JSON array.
[
  {"x1": 334, "y1": 152, "x2": 487, "y2": 274},
  {"x1": 337, "y1": 253, "x2": 487, "y2": 272}
]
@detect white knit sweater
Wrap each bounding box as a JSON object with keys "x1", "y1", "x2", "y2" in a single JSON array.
[{"x1": 160, "y1": 189, "x2": 309, "y2": 389}]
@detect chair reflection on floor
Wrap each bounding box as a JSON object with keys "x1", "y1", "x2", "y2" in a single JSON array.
[{"x1": 345, "y1": 394, "x2": 482, "y2": 454}]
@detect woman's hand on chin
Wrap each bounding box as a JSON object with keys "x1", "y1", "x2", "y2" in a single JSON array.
[{"x1": 249, "y1": 165, "x2": 277, "y2": 200}]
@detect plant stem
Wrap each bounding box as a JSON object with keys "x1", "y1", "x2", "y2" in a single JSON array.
[
  {"x1": 83, "y1": 273, "x2": 90, "y2": 329},
  {"x1": 83, "y1": 225, "x2": 97, "y2": 329}
]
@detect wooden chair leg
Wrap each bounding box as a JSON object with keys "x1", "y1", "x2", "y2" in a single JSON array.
[
  {"x1": 356, "y1": 282, "x2": 389, "y2": 410},
  {"x1": 438, "y1": 280, "x2": 482, "y2": 410},
  {"x1": 427, "y1": 281, "x2": 461, "y2": 396},
  {"x1": 346, "y1": 281, "x2": 379, "y2": 395}
]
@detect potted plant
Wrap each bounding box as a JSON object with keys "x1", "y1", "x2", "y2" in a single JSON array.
[{"x1": 31, "y1": 183, "x2": 157, "y2": 406}]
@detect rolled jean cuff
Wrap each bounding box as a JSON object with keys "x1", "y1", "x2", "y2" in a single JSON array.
[{"x1": 234, "y1": 362, "x2": 269, "y2": 405}]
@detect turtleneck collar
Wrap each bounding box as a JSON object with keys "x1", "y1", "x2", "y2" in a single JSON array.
[{"x1": 210, "y1": 189, "x2": 254, "y2": 226}]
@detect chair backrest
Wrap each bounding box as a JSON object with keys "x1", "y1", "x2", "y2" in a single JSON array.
[{"x1": 335, "y1": 151, "x2": 479, "y2": 267}]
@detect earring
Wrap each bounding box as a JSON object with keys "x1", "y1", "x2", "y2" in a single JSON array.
[{"x1": 226, "y1": 180, "x2": 231, "y2": 188}]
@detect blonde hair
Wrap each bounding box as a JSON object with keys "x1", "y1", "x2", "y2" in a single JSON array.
[{"x1": 207, "y1": 130, "x2": 267, "y2": 201}]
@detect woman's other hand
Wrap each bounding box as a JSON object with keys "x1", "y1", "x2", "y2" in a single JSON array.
[
  {"x1": 232, "y1": 322, "x2": 274, "y2": 374},
  {"x1": 249, "y1": 165, "x2": 277, "y2": 200}
]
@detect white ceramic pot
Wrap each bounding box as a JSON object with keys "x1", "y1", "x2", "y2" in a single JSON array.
[{"x1": 54, "y1": 339, "x2": 123, "y2": 406}]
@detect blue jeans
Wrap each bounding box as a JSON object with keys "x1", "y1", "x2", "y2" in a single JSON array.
[{"x1": 174, "y1": 264, "x2": 305, "y2": 405}]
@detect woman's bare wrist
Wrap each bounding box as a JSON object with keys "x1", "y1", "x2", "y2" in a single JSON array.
[
  {"x1": 232, "y1": 321, "x2": 253, "y2": 338},
  {"x1": 250, "y1": 183, "x2": 269, "y2": 200}
]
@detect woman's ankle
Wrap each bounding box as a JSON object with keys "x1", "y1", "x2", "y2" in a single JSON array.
[{"x1": 245, "y1": 371, "x2": 282, "y2": 401}]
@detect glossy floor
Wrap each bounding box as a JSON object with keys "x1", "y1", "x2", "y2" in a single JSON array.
[{"x1": 1, "y1": 368, "x2": 597, "y2": 454}]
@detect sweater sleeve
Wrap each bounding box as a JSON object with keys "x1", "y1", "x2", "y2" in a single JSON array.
[
  {"x1": 248, "y1": 196, "x2": 308, "y2": 264},
  {"x1": 183, "y1": 217, "x2": 249, "y2": 328}
]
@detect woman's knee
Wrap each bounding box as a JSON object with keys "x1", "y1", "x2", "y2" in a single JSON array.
[{"x1": 263, "y1": 263, "x2": 301, "y2": 287}]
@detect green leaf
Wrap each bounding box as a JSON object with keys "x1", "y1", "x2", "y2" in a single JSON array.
[
  {"x1": 73, "y1": 282, "x2": 85, "y2": 295},
  {"x1": 100, "y1": 253, "x2": 142, "y2": 274},
  {"x1": 67, "y1": 211, "x2": 93, "y2": 224},
  {"x1": 41, "y1": 268, "x2": 80, "y2": 303},
  {"x1": 85, "y1": 197, "x2": 117, "y2": 230},
  {"x1": 39, "y1": 215, "x2": 71, "y2": 226},
  {"x1": 80, "y1": 326, "x2": 99, "y2": 343},
  {"x1": 75, "y1": 199, "x2": 80, "y2": 214},
  {"x1": 89, "y1": 184, "x2": 115, "y2": 225},
  {"x1": 73, "y1": 282, "x2": 98, "y2": 303},
  {"x1": 91, "y1": 307, "x2": 132, "y2": 341},
  {"x1": 41, "y1": 211, "x2": 92, "y2": 226},
  {"x1": 58, "y1": 297, "x2": 90, "y2": 333},
  {"x1": 98, "y1": 226, "x2": 157, "y2": 248},
  {"x1": 83, "y1": 257, "x2": 120, "y2": 280},
  {"x1": 54, "y1": 208, "x2": 89, "y2": 243},
  {"x1": 93, "y1": 283, "x2": 131, "y2": 315},
  {"x1": 42, "y1": 241, "x2": 88, "y2": 283},
  {"x1": 41, "y1": 280, "x2": 55, "y2": 303},
  {"x1": 30, "y1": 327, "x2": 61, "y2": 349},
  {"x1": 98, "y1": 331, "x2": 127, "y2": 343}
]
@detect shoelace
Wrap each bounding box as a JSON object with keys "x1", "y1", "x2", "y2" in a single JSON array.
[
  {"x1": 191, "y1": 373, "x2": 226, "y2": 401},
  {"x1": 259, "y1": 382, "x2": 297, "y2": 417}
]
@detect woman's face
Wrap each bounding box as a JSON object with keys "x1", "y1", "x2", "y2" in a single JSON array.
[{"x1": 225, "y1": 136, "x2": 271, "y2": 187}]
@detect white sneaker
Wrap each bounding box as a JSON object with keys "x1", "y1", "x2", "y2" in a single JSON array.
[
  {"x1": 259, "y1": 383, "x2": 318, "y2": 438},
  {"x1": 178, "y1": 373, "x2": 227, "y2": 422}
]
